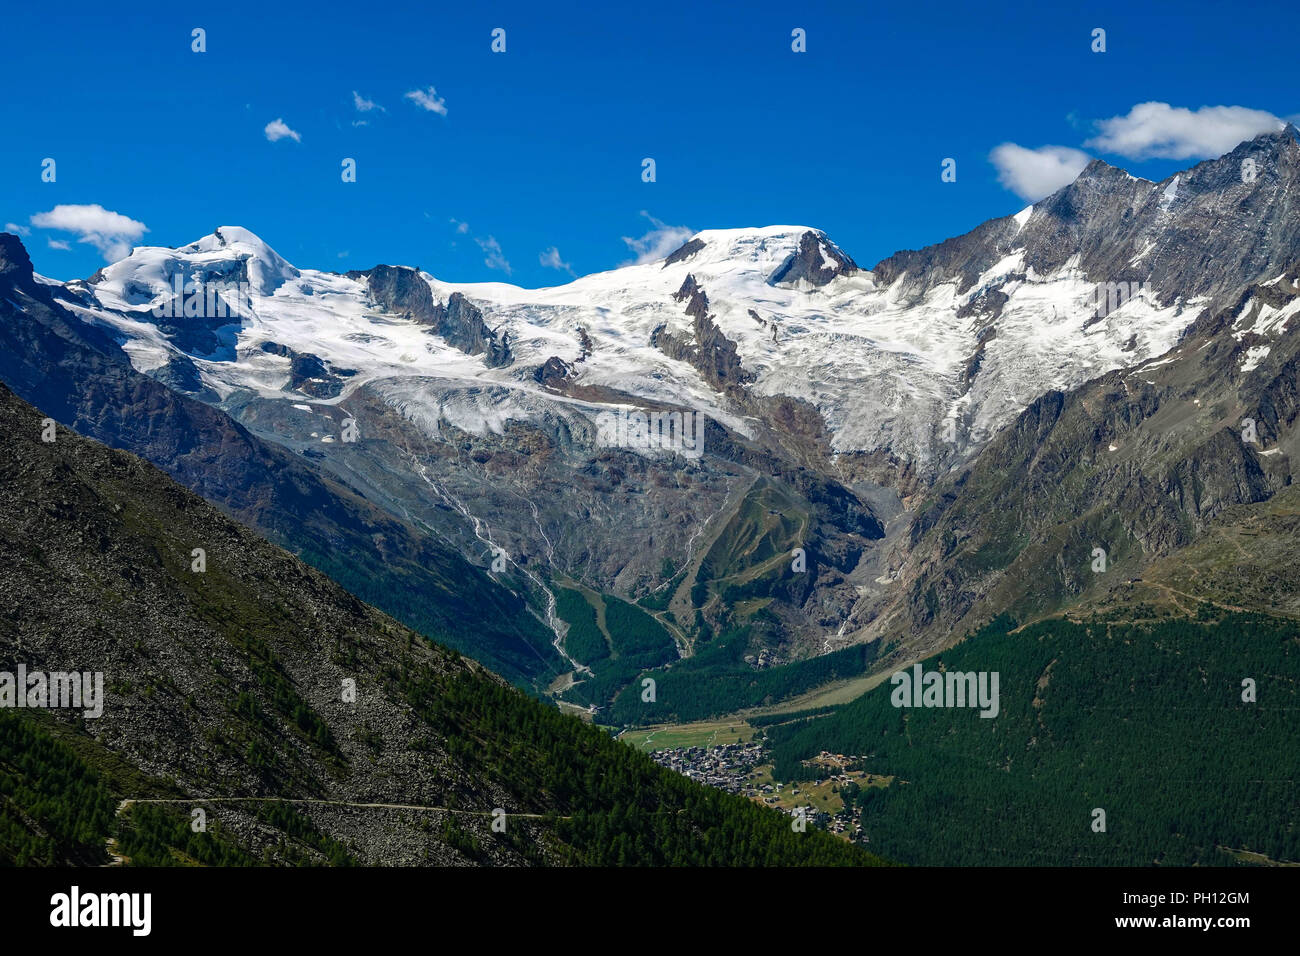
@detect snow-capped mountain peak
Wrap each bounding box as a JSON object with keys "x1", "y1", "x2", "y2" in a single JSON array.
[
  {"x1": 178, "y1": 225, "x2": 300, "y2": 291},
  {"x1": 58, "y1": 131, "x2": 1300, "y2": 480},
  {"x1": 87, "y1": 225, "x2": 301, "y2": 311}
]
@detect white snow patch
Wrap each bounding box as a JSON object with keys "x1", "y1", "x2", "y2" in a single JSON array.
[
  {"x1": 1240, "y1": 345, "x2": 1270, "y2": 373},
  {"x1": 1161, "y1": 176, "x2": 1180, "y2": 205}
]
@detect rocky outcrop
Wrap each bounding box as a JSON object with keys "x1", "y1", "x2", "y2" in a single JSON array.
[
  {"x1": 532, "y1": 355, "x2": 573, "y2": 386},
  {"x1": 358, "y1": 264, "x2": 440, "y2": 322},
  {"x1": 959, "y1": 325, "x2": 997, "y2": 390},
  {"x1": 357, "y1": 266, "x2": 511, "y2": 367},
  {"x1": 257, "y1": 342, "x2": 357, "y2": 398},
  {"x1": 653, "y1": 274, "x2": 755, "y2": 393},
  {"x1": 663, "y1": 237, "x2": 706, "y2": 266},
  {"x1": 770, "y1": 230, "x2": 859, "y2": 287},
  {"x1": 153, "y1": 354, "x2": 215, "y2": 399},
  {"x1": 436, "y1": 292, "x2": 512, "y2": 367}
]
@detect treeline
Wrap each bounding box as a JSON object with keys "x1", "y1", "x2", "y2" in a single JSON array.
[
  {"x1": 765, "y1": 609, "x2": 1300, "y2": 866},
  {"x1": 607, "y1": 627, "x2": 880, "y2": 725}
]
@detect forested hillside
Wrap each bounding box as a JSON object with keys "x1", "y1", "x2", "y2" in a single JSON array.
[{"x1": 766, "y1": 610, "x2": 1300, "y2": 865}]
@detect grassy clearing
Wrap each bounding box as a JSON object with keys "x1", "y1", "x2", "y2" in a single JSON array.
[{"x1": 618, "y1": 720, "x2": 756, "y2": 752}]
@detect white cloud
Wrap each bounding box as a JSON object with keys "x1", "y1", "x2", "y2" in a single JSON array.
[
  {"x1": 352, "y1": 91, "x2": 384, "y2": 113},
  {"x1": 30, "y1": 204, "x2": 148, "y2": 261},
  {"x1": 539, "y1": 246, "x2": 575, "y2": 275},
  {"x1": 4, "y1": 222, "x2": 30, "y2": 236},
  {"x1": 264, "y1": 118, "x2": 302, "y2": 143},
  {"x1": 47, "y1": 239, "x2": 71, "y2": 251},
  {"x1": 1084, "y1": 102, "x2": 1286, "y2": 160},
  {"x1": 405, "y1": 87, "x2": 448, "y2": 115},
  {"x1": 620, "y1": 211, "x2": 693, "y2": 265},
  {"x1": 475, "y1": 235, "x2": 511, "y2": 274},
  {"x1": 990, "y1": 143, "x2": 1092, "y2": 201},
  {"x1": 449, "y1": 219, "x2": 510, "y2": 273}
]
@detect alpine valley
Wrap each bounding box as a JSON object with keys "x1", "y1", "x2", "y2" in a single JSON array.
[{"x1": 4, "y1": 128, "x2": 1300, "y2": 866}]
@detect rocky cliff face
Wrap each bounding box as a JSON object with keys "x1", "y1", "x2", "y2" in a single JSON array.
[
  {"x1": 652, "y1": 274, "x2": 757, "y2": 393},
  {"x1": 770, "y1": 230, "x2": 860, "y2": 287},
  {"x1": 359, "y1": 263, "x2": 441, "y2": 322},
  {"x1": 436, "y1": 291, "x2": 512, "y2": 367},
  {"x1": 259, "y1": 341, "x2": 357, "y2": 398},
  {"x1": 359, "y1": 265, "x2": 512, "y2": 367}
]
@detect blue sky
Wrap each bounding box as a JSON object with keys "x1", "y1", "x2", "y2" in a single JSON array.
[{"x1": 2, "y1": 0, "x2": 1297, "y2": 285}]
